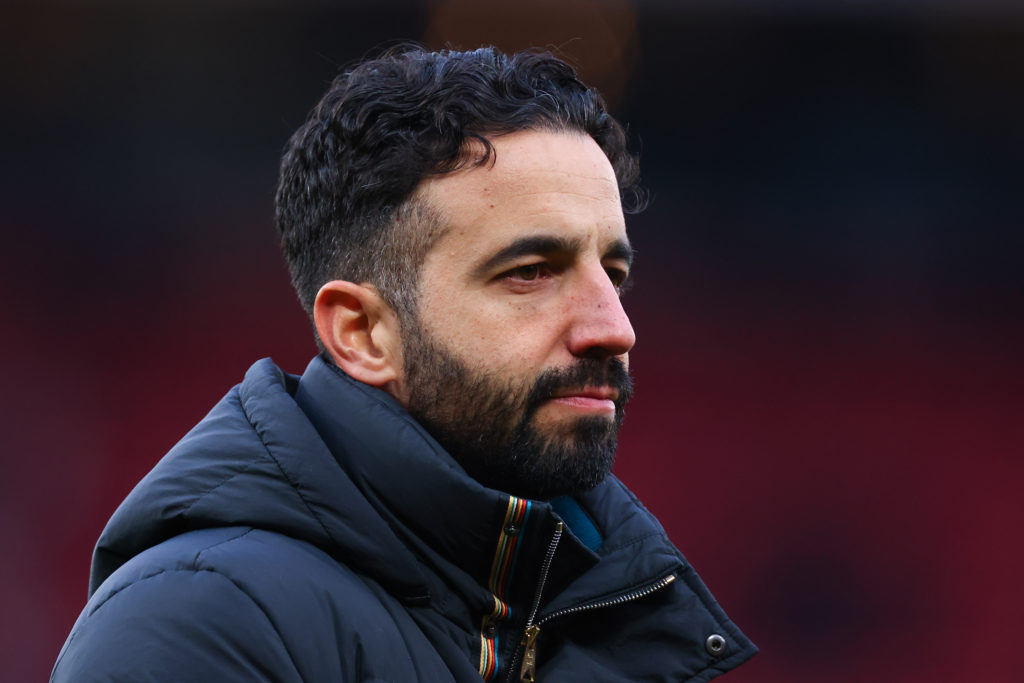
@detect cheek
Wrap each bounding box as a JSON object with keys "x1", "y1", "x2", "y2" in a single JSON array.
[
  {"x1": 480, "y1": 310, "x2": 565, "y2": 373},
  {"x1": 425, "y1": 296, "x2": 554, "y2": 364},
  {"x1": 456, "y1": 325, "x2": 541, "y2": 376}
]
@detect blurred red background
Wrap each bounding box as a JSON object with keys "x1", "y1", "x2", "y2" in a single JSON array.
[{"x1": 3, "y1": 1, "x2": 1022, "y2": 680}]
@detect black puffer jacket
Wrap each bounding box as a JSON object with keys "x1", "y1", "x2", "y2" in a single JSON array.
[{"x1": 52, "y1": 357, "x2": 756, "y2": 682}]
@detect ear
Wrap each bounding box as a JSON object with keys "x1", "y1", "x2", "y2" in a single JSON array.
[{"x1": 313, "y1": 280, "x2": 404, "y2": 391}]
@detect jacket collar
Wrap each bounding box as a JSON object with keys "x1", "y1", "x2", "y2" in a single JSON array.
[
  {"x1": 293, "y1": 356, "x2": 686, "y2": 614},
  {"x1": 295, "y1": 356, "x2": 582, "y2": 592}
]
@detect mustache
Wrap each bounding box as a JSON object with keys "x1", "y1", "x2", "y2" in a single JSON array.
[{"x1": 524, "y1": 357, "x2": 634, "y2": 414}]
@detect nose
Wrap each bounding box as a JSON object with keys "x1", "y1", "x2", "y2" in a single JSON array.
[{"x1": 565, "y1": 266, "x2": 636, "y2": 359}]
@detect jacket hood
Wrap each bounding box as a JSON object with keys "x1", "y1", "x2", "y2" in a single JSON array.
[{"x1": 90, "y1": 358, "x2": 431, "y2": 599}]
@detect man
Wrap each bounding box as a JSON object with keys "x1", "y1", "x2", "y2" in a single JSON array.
[{"x1": 53, "y1": 46, "x2": 756, "y2": 682}]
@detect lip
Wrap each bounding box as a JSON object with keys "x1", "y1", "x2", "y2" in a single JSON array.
[
  {"x1": 550, "y1": 386, "x2": 618, "y2": 401},
  {"x1": 547, "y1": 386, "x2": 618, "y2": 414}
]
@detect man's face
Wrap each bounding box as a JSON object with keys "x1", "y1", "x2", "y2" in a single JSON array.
[{"x1": 398, "y1": 130, "x2": 636, "y2": 500}]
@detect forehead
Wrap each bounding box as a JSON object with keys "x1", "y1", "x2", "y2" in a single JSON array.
[{"x1": 415, "y1": 130, "x2": 627, "y2": 257}]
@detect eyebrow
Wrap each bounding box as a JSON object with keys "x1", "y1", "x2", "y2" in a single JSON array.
[
  {"x1": 604, "y1": 239, "x2": 635, "y2": 267},
  {"x1": 472, "y1": 234, "x2": 635, "y2": 279}
]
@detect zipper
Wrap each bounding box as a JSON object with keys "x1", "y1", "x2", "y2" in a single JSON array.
[
  {"x1": 506, "y1": 521, "x2": 563, "y2": 683},
  {"x1": 536, "y1": 572, "x2": 677, "y2": 626},
  {"x1": 513, "y1": 571, "x2": 678, "y2": 682}
]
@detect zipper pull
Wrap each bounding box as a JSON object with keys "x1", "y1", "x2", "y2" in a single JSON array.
[{"x1": 519, "y1": 624, "x2": 541, "y2": 682}]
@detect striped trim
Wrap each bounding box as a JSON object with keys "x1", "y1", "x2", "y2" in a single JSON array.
[
  {"x1": 478, "y1": 595, "x2": 503, "y2": 680},
  {"x1": 479, "y1": 496, "x2": 532, "y2": 680}
]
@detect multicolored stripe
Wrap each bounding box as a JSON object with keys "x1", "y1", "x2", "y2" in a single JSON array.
[{"x1": 479, "y1": 496, "x2": 532, "y2": 680}]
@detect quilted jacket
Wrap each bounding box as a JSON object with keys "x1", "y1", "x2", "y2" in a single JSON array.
[{"x1": 52, "y1": 356, "x2": 756, "y2": 682}]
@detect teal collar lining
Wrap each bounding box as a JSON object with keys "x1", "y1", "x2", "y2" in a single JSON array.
[{"x1": 549, "y1": 495, "x2": 603, "y2": 552}]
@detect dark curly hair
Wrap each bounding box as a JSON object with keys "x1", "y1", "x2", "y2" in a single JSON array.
[{"x1": 275, "y1": 45, "x2": 644, "y2": 333}]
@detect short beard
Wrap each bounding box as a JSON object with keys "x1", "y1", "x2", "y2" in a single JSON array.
[{"x1": 402, "y1": 318, "x2": 633, "y2": 501}]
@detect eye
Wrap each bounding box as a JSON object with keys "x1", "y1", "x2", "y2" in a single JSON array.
[
  {"x1": 505, "y1": 263, "x2": 546, "y2": 282},
  {"x1": 605, "y1": 266, "x2": 631, "y2": 293}
]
